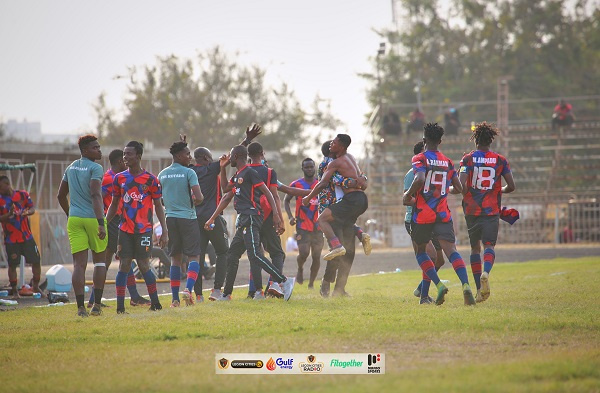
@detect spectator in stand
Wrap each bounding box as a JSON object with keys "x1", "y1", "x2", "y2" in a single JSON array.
[
  {"x1": 552, "y1": 99, "x2": 575, "y2": 130},
  {"x1": 444, "y1": 107, "x2": 460, "y2": 135},
  {"x1": 382, "y1": 110, "x2": 402, "y2": 135},
  {"x1": 407, "y1": 108, "x2": 425, "y2": 133}
]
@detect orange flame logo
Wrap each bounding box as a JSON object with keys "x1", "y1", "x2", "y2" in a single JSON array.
[{"x1": 266, "y1": 357, "x2": 276, "y2": 371}]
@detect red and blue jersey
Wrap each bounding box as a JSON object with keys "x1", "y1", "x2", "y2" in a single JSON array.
[
  {"x1": 112, "y1": 170, "x2": 161, "y2": 234},
  {"x1": 0, "y1": 190, "x2": 34, "y2": 244},
  {"x1": 411, "y1": 150, "x2": 456, "y2": 224},
  {"x1": 102, "y1": 169, "x2": 123, "y2": 215},
  {"x1": 290, "y1": 178, "x2": 319, "y2": 232},
  {"x1": 459, "y1": 150, "x2": 511, "y2": 216}
]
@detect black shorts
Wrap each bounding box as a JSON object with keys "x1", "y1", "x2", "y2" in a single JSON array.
[
  {"x1": 167, "y1": 217, "x2": 202, "y2": 257},
  {"x1": 107, "y1": 216, "x2": 120, "y2": 253},
  {"x1": 410, "y1": 221, "x2": 455, "y2": 246},
  {"x1": 405, "y1": 221, "x2": 441, "y2": 250},
  {"x1": 5, "y1": 238, "x2": 40, "y2": 267},
  {"x1": 465, "y1": 215, "x2": 499, "y2": 248},
  {"x1": 118, "y1": 231, "x2": 153, "y2": 260},
  {"x1": 329, "y1": 191, "x2": 368, "y2": 225},
  {"x1": 296, "y1": 228, "x2": 324, "y2": 247}
]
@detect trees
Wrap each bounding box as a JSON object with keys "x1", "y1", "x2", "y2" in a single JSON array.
[
  {"x1": 95, "y1": 47, "x2": 341, "y2": 179},
  {"x1": 365, "y1": 0, "x2": 600, "y2": 122}
]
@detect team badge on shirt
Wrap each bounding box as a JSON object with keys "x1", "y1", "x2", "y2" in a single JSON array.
[{"x1": 237, "y1": 178, "x2": 244, "y2": 184}]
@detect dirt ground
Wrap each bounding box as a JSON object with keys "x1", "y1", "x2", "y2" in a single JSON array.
[{"x1": 1, "y1": 243, "x2": 598, "y2": 309}]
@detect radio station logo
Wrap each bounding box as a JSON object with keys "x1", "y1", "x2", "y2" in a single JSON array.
[
  {"x1": 367, "y1": 353, "x2": 382, "y2": 374},
  {"x1": 299, "y1": 355, "x2": 324, "y2": 373}
]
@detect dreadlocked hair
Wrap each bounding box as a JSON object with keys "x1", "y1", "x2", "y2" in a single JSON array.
[
  {"x1": 471, "y1": 121, "x2": 499, "y2": 147},
  {"x1": 423, "y1": 122, "x2": 444, "y2": 143}
]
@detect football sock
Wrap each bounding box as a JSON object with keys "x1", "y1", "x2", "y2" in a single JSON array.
[
  {"x1": 420, "y1": 273, "x2": 431, "y2": 299},
  {"x1": 354, "y1": 225, "x2": 364, "y2": 241},
  {"x1": 484, "y1": 248, "x2": 496, "y2": 274},
  {"x1": 330, "y1": 236, "x2": 342, "y2": 249},
  {"x1": 450, "y1": 252, "x2": 469, "y2": 285},
  {"x1": 76, "y1": 294, "x2": 85, "y2": 309},
  {"x1": 186, "y1": 261, "x2": 200, "y2": 292},
  {"x1": 94, "y1": 288, "x2": 104, "y2": 305},
  {"x1": 170, "y1": 266, "x2": 180, "y2": 302},
  {"x1": 126, "y1": 265, "x2": 141, "y2": 299},
  {"x1": 470, "y1": 254, "x2": 482, "y2": 290},
  {"x1": 142, "y1": 270, "x2": 159, "y2": 304},
  {"x1": 88, "y1": 286, "x2": 95, "y2": 304},
  {"x1": 115, "y1": 271, "x2": 127, "y2": 310},
  {"x1": 416, "y1": 252, "x2": 440, "y2": 285}
]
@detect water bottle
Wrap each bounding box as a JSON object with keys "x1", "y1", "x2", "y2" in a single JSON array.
[
  {"x1": 209, "y1": 223, "x2": 215, "y2": 229},
  {"x1": 33, "y1": 293, "x2": 41, "y2": 299}
]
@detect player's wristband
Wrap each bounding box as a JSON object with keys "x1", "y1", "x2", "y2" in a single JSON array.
[
  {"x1": 97, "y1": 218, "x2": 104, "y2": 226},
  {"x1": 277, "y1": 180, "x2": 284, "y2": 188}
]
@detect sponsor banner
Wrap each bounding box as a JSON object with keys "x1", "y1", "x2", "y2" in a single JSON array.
[{"x1": 215, "y1": 353, "x2": 384, "y2": 375}]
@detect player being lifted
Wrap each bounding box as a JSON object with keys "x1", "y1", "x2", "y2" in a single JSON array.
[
  {"x1": 459, "y1": 122, "x2": 515, "y2": 302},
  {"x1": 403, "y1": 123, "x2": 476, "y2": 306}
]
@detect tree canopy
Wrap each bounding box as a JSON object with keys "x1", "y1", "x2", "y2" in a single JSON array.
[
  {"x1": 364, "y1": 0, "x2": 600, "y2": 123},
  {"x1": 95, "y1": 47, "x2": 341, "y2": 178}
]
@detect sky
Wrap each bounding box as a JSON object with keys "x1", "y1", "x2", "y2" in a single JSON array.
[{"x1": 0, "y1": 0, "x2": 393, "y2": 149}]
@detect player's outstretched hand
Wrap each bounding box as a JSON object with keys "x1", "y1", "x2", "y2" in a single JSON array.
[
  {"x1": 180, "y1": 134, "x2": 187, "y2": 143},
  {"x1": 246, "y1": 123, "x2": 262, "y2": 141},
  {"x1": 219, "y1": 154, "x2": 231, "y2": 168},
  {"x1": 289, "y1": 217, "x2": 296, "y2": 226}
]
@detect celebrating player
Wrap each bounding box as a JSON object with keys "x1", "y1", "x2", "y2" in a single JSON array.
[
  {"x1": 106, "y1": 141, "x2": 167, "y2": 313},
  {"x1": 205, "y1": 144, "x2": 295, "y2": 301},
  {"x1": 284, "y1": 158, "x2": 323, "y2": 289},
  {"x1": 158, "y1": 141, "x2": 204, "y2": 307},
  {"x1": 403, "y1": 123, "x2": 476, "y2": 306},
  {"x1": 459, "y1": 122, "x2": 515, "y2": 302}
]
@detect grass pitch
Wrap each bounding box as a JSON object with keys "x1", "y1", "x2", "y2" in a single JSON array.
[{"x1": 1, "y1": 257, "x2": 599, "y2": 393}]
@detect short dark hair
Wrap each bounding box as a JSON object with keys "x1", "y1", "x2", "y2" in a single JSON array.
[
  {"x1": 108, "y1": 149, "x2": 124, "y2": 165},
  {"x1": 247, "y1": 142, "x2": 264, "y2": 158},
  {"x1": 231, "y1": 145, "x2": 248, "y2": 160},
  {"x1": 78, "y1": 134, "x2": 98, "y2": 151},
  {"x1": 194, "y1": 147, "x2": 211, "y2": 160},
  {"x1": 0, "y1": 175, "x2": 8, "y2": 183},
  {"x1": 125, "y1": 141, "x2": 144, "y2": 157},
  {"x1": 321, "y1": 140, "x2": 332, "y2": 157},
  {"x1": 301, "y1": 157, "x2": 314, "y2": 166},
  {"x1": 413, "y1": 141, "x2": 425, "y2": 155},
  {"x1": 470, "y1": 121, "x2": 499, "y2": 147},
  {"x1": 169, "y1": 141, "x2": 188, "y2": 156},
  {"x1": 424, "y1": 122, "x2": 444, "y2": 143},
  {"x1": 336, "y1": 134, "x2": 351, "y2": 148}
]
